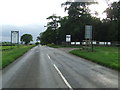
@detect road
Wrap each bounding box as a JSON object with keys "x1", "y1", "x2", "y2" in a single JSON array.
[{"x1": 2, "y1": 46, "x2": 118, "y2": 89}]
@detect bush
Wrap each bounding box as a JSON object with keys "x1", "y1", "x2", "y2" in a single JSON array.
[
  {"x1": 47, "y1": 43, "x2": 55, "y2": 47},
  {"x1": 35, "y1": 42, "x2": 40, "y2": 45}
]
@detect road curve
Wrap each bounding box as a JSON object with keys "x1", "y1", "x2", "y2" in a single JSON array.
[{"x1": 2, "y1": 46, "x2": 118, "y2": 89}]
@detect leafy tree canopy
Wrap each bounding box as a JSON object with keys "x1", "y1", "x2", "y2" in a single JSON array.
[
  {"x1": 21, "y1": 34, "x2": 33, "y2": 45},
  {"x1": 105, "y1": 1, "x2": 119, "y2": 21},
  {"x1": 39, "y1": 1, "x2": 119, "y2": 45}
]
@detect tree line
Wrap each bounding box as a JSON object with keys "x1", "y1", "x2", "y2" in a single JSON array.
[{"x1": 39, "y1": 1, "x2": 119, "y2": 45}]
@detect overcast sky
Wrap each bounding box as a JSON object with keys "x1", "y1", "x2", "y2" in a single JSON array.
[{"x1": 0, "y1": 0, "x2": 118, "y2": 42}]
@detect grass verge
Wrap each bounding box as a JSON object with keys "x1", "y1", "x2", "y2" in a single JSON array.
[
  {"x1": 2, "y1": 45, "x2": 35, "y2": 68},
  {"x1": 69, "y1": 46, "x2": 119, "y2": 71}
]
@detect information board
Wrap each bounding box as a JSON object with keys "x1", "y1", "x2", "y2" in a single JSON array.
[
  {"x1": 11, "y1": 31, "x2": 19, "y2": 44},
  {"x1": 85, "y1": 25, "x2": 92, "y2": 39},
  {"x1": 66, "y1": 35, "x2": 71, "y2": 42}
]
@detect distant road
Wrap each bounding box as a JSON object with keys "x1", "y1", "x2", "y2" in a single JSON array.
[{"x1": 2, "y1": 46, "x2": 118, "y2": 89}]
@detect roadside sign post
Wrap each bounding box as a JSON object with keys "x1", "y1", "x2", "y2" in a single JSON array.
[
  {"x1": 66, "y1": 35, "x2": 71, "y2": 46},
  {"x1": 11, "y1": 31, "x2": 19, "y2": 47},
  {"x1": 85, "y1": 25, "x2": 93, "y2": 51}
]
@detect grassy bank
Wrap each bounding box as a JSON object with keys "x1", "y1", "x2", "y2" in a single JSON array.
[
  {"x1": 70, "y1": 47, "x2": 119, "y2": 71},
  {"x1": 1, "y1": 45, "x2": 35, "y2": 68}
]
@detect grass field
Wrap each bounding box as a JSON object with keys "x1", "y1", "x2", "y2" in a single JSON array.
[
  {"x1": 1, "y1": 45, "x2": 35, "y2": 68},
  {"x1": 0, "y1": 46, "x2": 18, "y2": 51},
  {"x1": 70, "y1": 46, "x2": 119, "y2": 71}
]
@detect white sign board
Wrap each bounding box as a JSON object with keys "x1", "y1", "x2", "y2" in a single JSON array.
[
  {"x1": 66, "y1": 35, "x2": 71, "y2": 42},
  {"x1": 85, "y1": 25, "x2": 92, "y2": 39},
  {"x1": 11, "y1": 31, "x2": 19, "y2": 44}
]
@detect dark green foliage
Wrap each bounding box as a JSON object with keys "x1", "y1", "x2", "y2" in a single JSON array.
[
  {"x1": 35, "y1": 42, "x2": 40, "y2": 45},
  {"x1": 40, "y1": 14, "x2": 61, "y2": 45},
  {"x1": 40, "y1": 28, "x2": 56, "y2": 45},
  {"x1": 36, "y1": 36, "x2": 40, "y2": 42},
  {"x1": 2, "y1": 42, "x2": 11, "y2": 46},
  {"x1": 21, "y1": 34, "x2": 33, "y2": 45},
  {"x1": 105, "y1": 2, "x2": 119, "y2": 21},
  {"x1": 40, "y1": 1, "x2": 118, "y2": 45}
]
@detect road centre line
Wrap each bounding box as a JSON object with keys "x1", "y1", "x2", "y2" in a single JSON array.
[
  {"x1": 47, "y1": 54, "x2": 53, "y2": 64},
  {"x1": 47, "y1": 54, "x2": 73, "y2": 90},
  {"x1": 47, "y1": 54, "x2": 51, "y2": 60}
]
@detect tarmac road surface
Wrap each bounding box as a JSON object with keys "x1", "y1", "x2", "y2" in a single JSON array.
[{"x1": 2, "y1": 46, "x2": 118, "y2": 89}]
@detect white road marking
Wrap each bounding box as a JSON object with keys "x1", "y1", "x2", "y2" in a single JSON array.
[
  {"x1": 47, "y1": 54, "x2": 51, "y2": 59},
  {"x1": 47, "y1": 54, "x2": 53, "y2": 64},
  {"x1": 53, "y1": 64, "x2": 73, "y2": 90},
  {"x1": 47, "y1": 54, "x2": 73, "y2": 90}
]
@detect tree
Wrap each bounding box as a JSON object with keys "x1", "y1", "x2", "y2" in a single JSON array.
[
  {"x1": 20, "y1": 34, "x2": 33, "y2": 45},
  {"x1": 102, "y1": 1, "x2": 119, "y2": 42},
  {"x1": 40, "y1": 2, "x2": 101, "y2": 44},
  {"x1": 36, "y1": 36, "x2": 40, "y2": 42},
  {"x1": 105, "y1": 1, "x2": 119, "y2": 21},
  {"x1": 59, "y1": 1, "x2": 99, "y2": 42},
  {"x1": 40, "y1": 14, "x2": 61, "y2": 44},
  {"x1": 46, "y1": 14, "x2": 61, "y2": 30},
  {"x1": 40, "y1": 27, "x2": 56, "y2": 45},
  {"x1": 61, "y1": 1, "x2": 97, "y2": 19},
  {"x1": 40, "y1": 1, "x2": 119, "y2": 45}
]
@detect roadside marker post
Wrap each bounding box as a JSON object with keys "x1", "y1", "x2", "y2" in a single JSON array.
[
  {"x1": 66, "y1": 35, "x2": 71, "y2": 46},
  {"x1": 85, "y1": 25, "x2": 93, "y2": 52}
]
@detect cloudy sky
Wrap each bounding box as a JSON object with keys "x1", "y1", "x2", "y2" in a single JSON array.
[{"x1": 0, "y1": 0, "x2": 118, "y2": 42}]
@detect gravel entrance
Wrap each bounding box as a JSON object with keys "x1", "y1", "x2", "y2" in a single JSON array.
[{"x1": 56, "y1": 48, "x2": 79, "y2": 53}]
